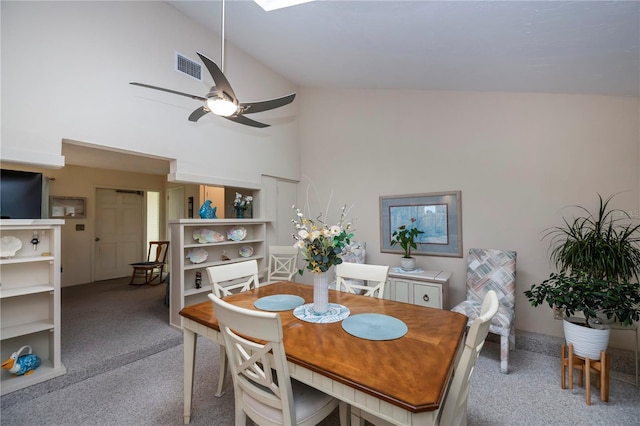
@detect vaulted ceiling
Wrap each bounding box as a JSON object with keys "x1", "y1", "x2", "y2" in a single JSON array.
[{"x1": 168, "y1": 0, "x2": 639, "y2": 97}]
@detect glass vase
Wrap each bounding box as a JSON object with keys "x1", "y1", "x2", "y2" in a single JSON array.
[
  {"x1": 236, "y1": 209, "x2": 244, "y2": 219},
  {"x1": 312, "y1": 271, "x2": 330, "y2": 314}
]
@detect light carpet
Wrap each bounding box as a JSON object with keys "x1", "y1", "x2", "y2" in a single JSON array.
[{"x1": 1, "y1": 279, "x2": 638, "y2": 425}]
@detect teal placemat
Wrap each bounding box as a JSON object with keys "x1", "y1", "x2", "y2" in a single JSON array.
[
  {"x1": 341, "y1": 313, "x2": 408, "y2": 340},
  {"x1": 254, "y1": 294, "x2": 305, "y2": 311}
]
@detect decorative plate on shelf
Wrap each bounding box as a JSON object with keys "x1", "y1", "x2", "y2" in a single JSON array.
[
  {"x1": 238, "y1": 245, "x2": 253, "y2": 258},
  {"x1": 192, "y1": 228, "x2": 225, "y2": 244},
  {"x1": 1, "y1": 236, "x2": 22, "y2": 258},
  {"x1": 227, "y1": 226, "x2": 247, "y2": 241},
  {"x1": 186, "y1": 248, "x2": 208, "y2": 264}
]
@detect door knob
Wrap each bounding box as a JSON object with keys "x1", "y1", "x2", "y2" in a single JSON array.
[{"x1": 95, "y1": 237, "x2": 100, "y2": 242}]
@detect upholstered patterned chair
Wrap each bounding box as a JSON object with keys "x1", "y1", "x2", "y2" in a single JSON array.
[{"x1": 451, "y1": 248, "x2": 517, "y2": 374}]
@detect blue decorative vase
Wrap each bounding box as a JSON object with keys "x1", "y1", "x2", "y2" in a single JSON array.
[{"x1": 199, "y1": 200, "x2": 217, "y2": 219}]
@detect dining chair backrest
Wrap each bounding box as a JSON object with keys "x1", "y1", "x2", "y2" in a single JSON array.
[
  {"x1": 209, "y1": 294, "x2": 339, "y2": 426},
  {"x1": 267, "y1": 245, "x2": 299, "y2": 283},
  {"x1": 209, "y1": 294, "x2": 295, "y2": 424},
  {"x1": 439, "y1": 290, "x2": 499, "y2": 426},
  {"x1": 206, "y1": 259, "x2": 260, "y2": 298},
  {"x1": 335, "y1": 263, "x2": 390, "y2": 298}
]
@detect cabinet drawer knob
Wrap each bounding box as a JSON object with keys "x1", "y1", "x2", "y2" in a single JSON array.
[{"x1": 423, "y1": 294, "x2": 430, "y2": 302}]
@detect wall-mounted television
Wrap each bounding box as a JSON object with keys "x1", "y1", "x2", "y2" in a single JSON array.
[{"x1": 0, "y1": 169, "x2": 43, "y2": 219}]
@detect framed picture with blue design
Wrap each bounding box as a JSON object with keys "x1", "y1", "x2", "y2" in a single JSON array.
[{"x1": 379, "y1": 191, "x2": 463, "y2": 257}]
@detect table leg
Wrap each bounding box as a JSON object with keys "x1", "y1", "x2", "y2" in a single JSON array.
[
  {"x1": 215, "y1": 349, "x2": 227, "y2": 397},
  {"x1": 350, "y1": 406, "x2": 365, "y2": 426},
  {"x1": 183, "y1": 328, "x2": 197, "y2": 424}
]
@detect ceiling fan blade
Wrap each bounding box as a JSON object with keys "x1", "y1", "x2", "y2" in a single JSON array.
[
  {"x1": 188, "y1": 106, "x2": 210, "y2": 122},
  {"x1": 224, "y1": 114, "x2": 270, "y2": 128},
  {"x1": 130, "y1": 82, "x2": 207, "y2": 102},
  {"x1": 240, "y1": 93, "x2": 296, "y2": 115},
  {"x1": 196, "y1": 52, "x2": 237, "y2": 102}
]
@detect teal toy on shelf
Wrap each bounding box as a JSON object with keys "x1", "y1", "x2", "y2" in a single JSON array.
[{"x1": 1, "y1": 345, "x2": 41, "y2": 376}]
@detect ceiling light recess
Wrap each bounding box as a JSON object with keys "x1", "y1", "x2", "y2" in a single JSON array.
[{"x1": 254, "y1": 0, "x2": 314, "y2": 12}]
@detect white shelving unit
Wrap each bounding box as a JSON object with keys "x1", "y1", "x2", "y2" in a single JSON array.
[
  {"x1": 0, "y1": 219, "x2": 66, "y2": 395},
  {"x1": 384, "y1": 269, "x2": 452, "y2": 309},
  {"x1": 169, "y1": 219, "x2": 268, "y2": 329}
]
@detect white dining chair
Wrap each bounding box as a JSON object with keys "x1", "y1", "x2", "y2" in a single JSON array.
[
  {"x1": 206, "y1": 259, "x2": 260, "y2": 397},
  {"x1": 209, "y1": 294, "x2": 346, "y2": 426},
  {"x1": 266, "y1": 245, "x2": 299, "y2": 284},
  {"x1": 334, "y1": 262, "x2": 390, "y2": 298},
  {"x1": 354, "y1": 291, "x2": 499, "y2": 426},
  {"x1": 206, "y1": 259, "x2": 260, "y2": 298},
  {"x1": 439, "y1": 290, "x2": 499, "y2": 426}
]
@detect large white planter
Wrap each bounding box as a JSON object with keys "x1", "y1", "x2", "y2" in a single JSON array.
[
  {"x1": 563, "y1": 317, "x2": 610, "y2": 359},
  {"x1": 400, "y1": 257, "x2": 416, "y2": 271}
]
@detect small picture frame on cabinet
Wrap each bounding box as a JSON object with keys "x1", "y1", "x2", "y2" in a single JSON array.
[{"x1": 50, "y1": 196, "x2": 86, "y2": 218}]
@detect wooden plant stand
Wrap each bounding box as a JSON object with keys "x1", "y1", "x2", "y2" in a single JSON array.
[{"x1": 561, "y1": 343, "x2": 610, "y2": 405}]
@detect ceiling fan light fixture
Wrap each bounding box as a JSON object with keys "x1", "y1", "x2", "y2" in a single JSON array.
[{"x1": 206, "y1": 98, "x2": 237, "y2": 116}]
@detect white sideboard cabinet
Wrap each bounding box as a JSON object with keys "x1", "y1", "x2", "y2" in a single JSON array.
[
  {"x1": 384, "y1": 269, "x2": 452, "y2": 309},
  {"x1": 0, "y1": 219, "x2": 66, "y2": 395},
  {"x1": 169, "y1": 219, "x2": 268, "y2": 329}
]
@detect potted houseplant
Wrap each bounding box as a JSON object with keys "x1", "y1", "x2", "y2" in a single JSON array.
[
  {"x1": 390, "y1": 217, "x2": 424, "y2": 271},
  {"x1": 525, "y1": 193, "x2": 640, "y2": 358},
  {"x1": 524, "y1": 271, "x2": 640, "y2": 358}
]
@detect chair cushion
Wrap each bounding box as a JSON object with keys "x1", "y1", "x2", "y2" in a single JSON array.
[
  {"x1": 130, "y1": 261, "x2": 161, "y2": 267},
  {"x1": 242, "y1": 378, "x2": 336, "y2": 424},
  {"x1": 451, "y1": 299, "x2": 513, "y2": 336}
]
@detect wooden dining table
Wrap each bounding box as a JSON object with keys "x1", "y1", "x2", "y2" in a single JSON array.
[{"x1": 179, "y1": 281, "x2": 467, "y2": 425}]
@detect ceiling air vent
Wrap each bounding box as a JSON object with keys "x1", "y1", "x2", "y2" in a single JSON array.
[{"x1": 176, "y1": 53, "x2": 202, "y2": 81}]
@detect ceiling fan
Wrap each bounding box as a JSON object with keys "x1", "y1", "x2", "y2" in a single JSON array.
[{"x1": 130, "y1": 0, "x2": 295, "y2": 128}]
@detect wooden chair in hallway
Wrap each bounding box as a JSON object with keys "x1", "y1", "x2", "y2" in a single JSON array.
[{"x1": 129, "y1": 241, "x2": 169, "y2": 286}]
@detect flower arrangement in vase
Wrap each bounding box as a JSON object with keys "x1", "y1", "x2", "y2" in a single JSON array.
[
  {"x1": 292, "y1": 204, "x2": 354, "y2": 313},
  {"x1": 233, "y1": 193, "x2": 252, "y2": 218},
  {"x1": 390, "y1": 217, "x2": 424, "y2": 271}
]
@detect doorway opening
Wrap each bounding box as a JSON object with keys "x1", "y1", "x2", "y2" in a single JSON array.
[{"x1": 146, "y1": 190, "x2": 160, "y2": 248}]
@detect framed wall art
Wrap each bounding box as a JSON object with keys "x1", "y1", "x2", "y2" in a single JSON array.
[{"x1": 380, "y1": 191, "x2": 463, "y2": 257}]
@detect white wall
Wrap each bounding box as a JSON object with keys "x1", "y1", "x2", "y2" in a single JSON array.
[
  {"x1": 3, "y1": 1, "x2": 639, "y2": 352},
  {"x1": 1, "y1": 1, "x2": 299, "y2": 187},
  {"x1": 297, "y1": 88, "x2": 639, "y2": 351}
]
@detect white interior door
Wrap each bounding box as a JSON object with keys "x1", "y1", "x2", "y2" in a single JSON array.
[
  {"x1": 94, "y1": 189, "x2": 144, "y2": 281},
  {"x1": 167, "y1": 187, "x2": 184, "y2": 221},
  {"x1": 276, "y1": 180, "x2": 297, "y2": 245}
]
